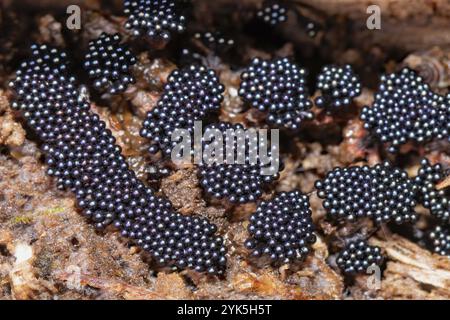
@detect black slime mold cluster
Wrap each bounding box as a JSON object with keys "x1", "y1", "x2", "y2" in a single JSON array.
[
  {"x1": 140, "y1": 65, "x2": 224, "y2": 155},
  {"x1": 256, "y1": 2, "x2": 288, "y2": 26},
  {"x1": 124, "y1": 0, "x2": 187, "y2": 42},
  {"x1": 315, "y1": 64, "x2": 361, "y2": 110},
  {"x1": 239, "y1": 57, "x2": 313, "y2": 130},
  {"x1": 84, "y1": 33, "x2": 137, "y2": 95},
  {"x1": 10, "y1": 45, "x2": 227, "y2": 276},
  {"x1": 361, "y1": 68, "x2": 450, "y2": 153},
  {"x1": 198, "y1": 122, "x2": 280, "y2": 204},
  {"x1": 315, "y1": 162, "x2": 418, "y2": 224},
  {"x1": 414, "y1": 159, "x2": 449, "y2": 224},
  {"x1": 244, "y1": 191, "x2": 316, "y2": 264},
  {"x1": 336, "y1": 240, "x2": 383, "y2": 274},
  {"x1": 429, "y1": 226, "x2": 450, "y2": 257}
]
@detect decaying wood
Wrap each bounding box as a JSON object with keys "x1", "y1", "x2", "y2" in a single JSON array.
[
  {"x1": 289, "y1": 0, "x2": 450, "y2": 54},
  {"x1": 371, "y1": 235, "x2": 450, "y2": 299},
  {"x1": 436, "y1": 176, "x2": 450, "y2": 190}
]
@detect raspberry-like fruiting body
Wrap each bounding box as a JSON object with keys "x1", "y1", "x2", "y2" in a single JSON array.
[
  {"x1": 315, "y1": 64, "x2": 361, "y2": 109},
  {"x1": 123, "y1": 0, "x2": 187, "y2": 42},
  {"x1": 244, "y1": 190, "x2": 316, "y2": 264},
  {"x1": 256, "y1": 2, "x2": 288, "y2": 26},
  {"x1": 429, "y1": 226, "x2": 450, "y2": 257},
  {"x1": 10, "y1": 46, "x2": 227, "y2": 276},
  {"x1": 315, "y1": 162, "x2": 418, "y2": 224},
  {"x1": 239, "y1": 57, "x2": 313, "y2": 130},
  {"x1": 414, "y1": 159, "x2": 449, "y2": 224},
  {"x1": 84, "y1": 33, "x2": 137, "y2": 95},
  {"x1": 336, "y1": 240, "x2": 383, "y2": 274},
  {"x1": 198, "y1": 122, "x2": 280, "y2": 204},
  {"x1": 360, "y1": 68, "x2": 450, "y2": 153},
  {"x1": 140, "y1": 65, "x2": 224, "y2": 155}
]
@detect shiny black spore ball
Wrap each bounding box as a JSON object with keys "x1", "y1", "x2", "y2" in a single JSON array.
[
  {"x1": 239, "y1": 57, "x2": 313, "y2": 130},
  {"x1": 84, "y1": 33, "x2": 137, "y2": 95},
  {"x1": 123, "y1": 0, "x2": 187, "y2": 42},
  {"x1": 414, "y1": 159, "x2": 449, "y2": 224},
  {"x1": 429, "y1": 226, "x2": 450, "y2": 257},
  {"x1": 244, "y1": 191, "x2": 316, "y2": 264},
  {"x1": 315, "y1": 64, "x2": 361, "y2": 109},
  {"x1": 337, "y1": 240, "x2": 383, "y2": 274},
  {"x1": 315, "y1": 162, "x2": 418, "y2": 224},
  {"x1": 140, "y1": 65, "x2": 224, "y2": 155},
  {"x1": 198, "y1": 122, "x2": 280, "y2": 204},
  {"x1": 256, "y1": 2, "x2": 288, "y2": 26},
  {"x1": 360, "y1": 68, "x2": 450, "y2": 153}
]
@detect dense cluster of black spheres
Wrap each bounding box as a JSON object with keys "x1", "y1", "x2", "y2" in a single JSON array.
[
  {"x1": 315, "y1": 162, "x2": 418, "y2": 224},
  {"x1": 336, "y1": 240, "x2": 383, "y2": 274},
  {"x1": 244, "y1": 191, "x2": 316, "y2": 264},
  {"x1": 361, "y1": 68, "x2": 450, "y2": 153},
  {"x1": 315, "y1": 64, "x2": 361, "y2": 110},
  {"x1": 123, "y1": 0, "x2": 187, "y2": 42},
  {"x1": 84, "y1": 33, "x2": 137, "y2": 95},
  {"x1": 140, "y1": 65, "x2": 224, "y2": 155},
  {"x1": 239, "y1": 57, "x2": 313, "y2": 130},
  {"x1": 414, "y1": 159, "x2": 449, "y2": 224},
  {"x1": 429, "y1": 226, "x2": 450, "y2": 257},
  {"x1": 256, "y1": 2, "x2": 288, "y2": 26},
  {"x1": 10, "y1": 46, "x2": 227, "y2": 276},
  {"x1": 7, "y1": 0, "x2": 450, "y2": 278},
  {"x1": 198, "y1": 122, "x2": 280, "y2": 204}
]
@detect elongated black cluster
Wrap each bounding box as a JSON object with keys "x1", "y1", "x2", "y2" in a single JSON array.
[
  {"x1": 198, "y1": 122, "x2": 280, "y2": 204},
  {"x1": 315, "y1": 64, "x2": 361, "y2": 109},
  {"x1": 239, "y1": 57, "x2": 313, "y2": 130},
  {"x1": 244, "y1": 191, "x2": 316, "y2": 264},
  {"x1": 361, "y1": 68, "x2": 450, "y2": 153},
  {"x1": 10, "y1": 46, "x2": 227, "y2": 275},
  {"x1": 429, "y1": 226, "x2": 450, "y2": 257},
  {"x1": 315, "y1": 162, "x2": 418, "y2": 224},
  {"x1": 256, "y1": 2, "x2": 288, "y2": 26},
  {"x1": 84, "y1": 33, "x2": 137, "y2": 95},
  {"x1": 124, "y1": 0, "x2": 187, "y2": 42},
  {"x1": 336, "y1": 240, "x2": 383, "y2": 274},
  {"x1": 414, "y1": 159, "x2": 449, "y2": 224},
  {"x1": 140, "y1": 65, "x2": 224, "y2": 155},
  {"x1": 194, "y1": 31, "x2": 234, "y2": 52}
]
